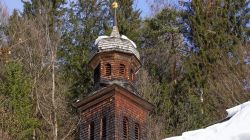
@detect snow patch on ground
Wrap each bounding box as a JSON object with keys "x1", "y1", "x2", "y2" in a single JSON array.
[{"x1": 163, "y1": 101, "x2": 250, "y2": 140}]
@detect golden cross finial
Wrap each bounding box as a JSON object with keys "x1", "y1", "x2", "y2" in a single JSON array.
[{"x1": 112, "y1": 1, "x2": 118, "y2": 9}]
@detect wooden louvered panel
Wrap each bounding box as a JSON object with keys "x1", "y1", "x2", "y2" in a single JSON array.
[
  {"x1": 135, "y1": 123, "x2": 140, "y2": 140},
  {"x1": 119, "y1": 64, "x2": 125, "y2": 75},
  {"x1": 105, "y1": 63, "x2": 111, "y2": 76}
]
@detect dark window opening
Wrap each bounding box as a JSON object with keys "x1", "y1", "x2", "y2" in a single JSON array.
[
  {"x1": 105, "y1": 63, "x2": 111, "y2": 76},
  {"x1": 130, "y1": 69, "x2": 134, "y2": 80},
  {"x1": 135, "y1": 123, "x2": 140, "y2": 140},
  {"x1": 101, "y1": 117, "x2": 107, "y2": 140},
  {"x1": 89, "y1": 121, "x2": 95, "y2": 140},
  {"x1": 94, "y1": 64, "x2": 100, "y2": 83},
  {"x1": 123, "y1": 117, "x2": 128, "y2": 140},
  {"x1": 119, "y1": 64, "x2": 125, "y2": 75}
]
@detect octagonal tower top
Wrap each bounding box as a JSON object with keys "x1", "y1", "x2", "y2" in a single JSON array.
[{"x1": 88, "y1": 2, "x2": 141, "y2": 89}]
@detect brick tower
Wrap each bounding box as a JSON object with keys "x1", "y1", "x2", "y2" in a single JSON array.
[{"x1": 73, "y1": 2, "x2": 153, "y2": 140}]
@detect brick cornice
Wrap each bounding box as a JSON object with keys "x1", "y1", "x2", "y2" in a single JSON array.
[{"x1": 73, "y1": 84, "x2": 154, "y2": 113}]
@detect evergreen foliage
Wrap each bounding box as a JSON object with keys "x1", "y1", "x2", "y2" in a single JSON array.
[
  {"x1": 140, "y1": 7, "x2": 203, "y2": 136},
  {"x1": 179, "y1": 0, "x2": 250, "y2": 134},
  {"x1": 22, "y1": 0, "x2": 66, "y2": 22},
  {"x1": 139, "y1": 0, "x2": 250, "y2": 138},
  {"x1": 59, "y1": 0, "x2": 107, "y2": 100},
  {"x1": 181, "y1": 0, "x2": 250, "y2": 110},
  {"x1": 0, "y1": 61, "x2": 38, "y2": 139}
]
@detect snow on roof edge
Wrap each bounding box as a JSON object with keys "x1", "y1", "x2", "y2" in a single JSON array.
[
  {"x1": 94, "y1": 35, "x2": 109, "y2": 45},
  {"x1": 94, "y1": 35, "x2": 137, "y2": 48}
]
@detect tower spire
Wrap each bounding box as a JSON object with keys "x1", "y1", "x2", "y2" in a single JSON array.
[
  {"x1": 111, "y1": 1, "x2": 120, "y2": 37},
  {"x1": 112, "y1": 1, "x2": 118, "y2": 26},
  {"x1": 110, "y1": 1, "x2": 120, "y2": 37}
]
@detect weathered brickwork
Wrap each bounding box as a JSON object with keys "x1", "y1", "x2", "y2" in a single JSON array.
[
  {"x1": 114, "y1": 92, "x2": 148, "y2": 140},
  {"x1": 79, "y1": 97, "x2": 116, "y2": 140},
  {"x1": 77, "y1": 86, "x2": 151, "y2": 140},
  {"x1": 100, "y1": 60, "x2": 133, "y2": 81},
  {"x1": 89, "y1": 51, "x2": 140, "y2": 83}
]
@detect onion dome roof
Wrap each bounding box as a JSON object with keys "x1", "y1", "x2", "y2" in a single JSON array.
[{"x1": 93, "y1": 26, "x2": 140, "y2": 59}]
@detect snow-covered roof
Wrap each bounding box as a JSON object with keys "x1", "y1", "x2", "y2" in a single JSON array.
[
  {"x1": 93, "y1": 26, "x2": 140, "y2": 59},
  {"x1": 163, "y1": 101, "x2": 250, "y2": 140}
]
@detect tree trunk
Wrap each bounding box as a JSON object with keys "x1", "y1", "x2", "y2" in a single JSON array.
[{"x1": 51, "y1": 51, "x2": 57, "y2": 140}]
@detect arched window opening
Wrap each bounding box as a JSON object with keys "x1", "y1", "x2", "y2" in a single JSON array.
[
  {"x1": 130, "y1": 69, "x2": 134, "y2": 80},
  {"x1": 123, "y1": 117, "x2": 128, "y2": 140},
  {"x1": 94, "y1": 64, "x2": 100, "y2": 83},
  {"x1": 135, "y1": 123, "x2": 140, "y2": 140},
  {"x1": 89, "y1": 121, "x2": 95, "y2": 140},
  {"x1": 100, "y1": 117, "x2": 107, "y2": 140},
  {"x1": 119, "y1": 64, "x2": 125, "y2": 76},
  {"x1": 105, "y1": 63, "x2": 111, "y2": 76}
]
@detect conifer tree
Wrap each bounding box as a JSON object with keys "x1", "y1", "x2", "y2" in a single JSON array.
[
  {"x1": 21, "y1": 0, "x2": 67, "y2": 51},
  {"x1": 140, "y1": 0, "x2": 250, "y2": 137},
  {"x1": 140, "y1": 7, "x2": 191, "y2": 137},
  {"x1": 179, "y1": 0, "x2": 250, "y2": 130},
  {"x1": 182, "y1": 0, "x2": 249, "y2": 101},
  {"x1": 59, "y1": 0, "x2": 105, "y2": 100},
  {"x1": 0, "y1": 61, "x2": 38, "y2": 139},
  {"x1": 22, "y1": 0, "x2": 66, "y2": 27}
]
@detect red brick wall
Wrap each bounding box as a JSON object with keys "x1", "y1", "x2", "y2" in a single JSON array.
[
  {"x1": 100, "y1": 60, "x2": 133, "y2": 81},
  {"x1": 90, "y1": 52, "x2": 139, "y2": 84},
  {"x1": 114, "y1": 91, "x2": 148, "y2": 140},
  {"x1": 79, "y1": 89, "x2": 149, "y2": 140},
  {"x1": 80, "y1": 96, "x2": 116, "y2": 140}
]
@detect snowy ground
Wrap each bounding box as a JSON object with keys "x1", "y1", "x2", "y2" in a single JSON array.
[{"x1": 164, "y1": 101, "x2": 250, "y2": 140}]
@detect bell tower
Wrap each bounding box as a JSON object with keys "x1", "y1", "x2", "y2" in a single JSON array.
[{"x1": 74, "y1": 2, "x2": 153, "y2": 140}]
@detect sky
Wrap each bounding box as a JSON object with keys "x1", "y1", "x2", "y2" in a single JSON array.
[
  {"x1": 2, "y1": 0, "x2": 152, "y2": 18},
  {"x1": 2, "y1": 0, "x2": 23, "y2": 13},
  {"x1": 134, "y1": 0, "x2": 151, "y2": 18}
]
